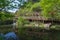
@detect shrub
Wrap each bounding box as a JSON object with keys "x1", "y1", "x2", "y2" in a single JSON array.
[{"x1": 17, "y1": 16, "x2": 29, "y2": 27}]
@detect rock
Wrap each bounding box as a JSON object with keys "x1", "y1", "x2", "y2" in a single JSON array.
[
  {"x1": 44, "y1": 23, "x2": 51, "y2": 30},
  {"x1": 4, "y1": 32, "x2": 19, "y2": 40}
]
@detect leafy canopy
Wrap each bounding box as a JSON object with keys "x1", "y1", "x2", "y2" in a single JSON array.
[
  {"x1": 0, "y1": 0, "x2": 27, "y2": 21},
  {"x1": 17, "y1": 0, "x2": 41, "y2": 16},
  {"x1": 0, "y1": 0, "x2": 27, "y2": 11},
  {"x1": 0, "y1": 12, "x2": 14, "y2": 21},
  {"x1": 18, "y1": 0, "x2": 60, "y2": 20},
  {"x1": 40, "y1": 0, "x2": 60, "y2": 19}
]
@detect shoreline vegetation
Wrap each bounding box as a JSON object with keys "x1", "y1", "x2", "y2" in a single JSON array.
[{"x1": 0, "y1": 0, "x2": 60, "y2": 40}]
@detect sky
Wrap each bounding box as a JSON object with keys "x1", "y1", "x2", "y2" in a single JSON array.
[
  {"x1": 7, "y1": 0, "x2": 20, "y2": 13},
  {"x1": 6, "y1": 0, "x2": 28, "y2": 13}
]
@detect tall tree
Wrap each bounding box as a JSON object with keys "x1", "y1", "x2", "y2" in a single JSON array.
[{"x1": 0, "y1": 0, "x2": 27, "y2": 21}]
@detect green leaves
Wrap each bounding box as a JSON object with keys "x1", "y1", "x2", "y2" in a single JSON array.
[
  {"x1": 17, "y1": 0, "x2": 60, "y2": 20},
  {"x1": 40, "y1": 0, "x2": 60, "y2": 19},
  {"x1": 18, "y1": 0, "x2": 41, "y2": 15},
  {"x1": 0, "y1": 0, "x2": 9, "y2": 9},
  {"x1": 0, "y1": 12, "x2": 14, "y2": 21}
]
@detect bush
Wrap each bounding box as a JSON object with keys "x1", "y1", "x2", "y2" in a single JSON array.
[
  {"x1": 17, "y1": 16, "x2": 29, "y2": 27},
  {"x1": 50, "y1": 24, "x2": 60, "y2": 30}
]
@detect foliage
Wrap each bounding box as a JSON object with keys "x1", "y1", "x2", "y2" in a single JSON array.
[
  {"x1": 0, "y1": 11, "x2": 14, "y2": 21},
  {"x1": 17, "y1": 16, "x2": 29, "y2": 27},
  {"x1": 50, "y1": 24, "x2": 60, "y2": 30},
  {"x1": 18, "y1": 0, "x2": 60, "y2": 20},
  {"x1": 0, "y1": 0, "x2": 9, "y2": 9},
  {"x1": 17, "y1": 0, "x2": 41, "y2": 16},
  {"x1": 40, "y1": 0, "x2": 60, "y2": 19}
]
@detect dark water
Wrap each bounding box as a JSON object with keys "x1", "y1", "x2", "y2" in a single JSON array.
[{"x1": 0, "y1": 32, "x2": 19, "y2": 40}]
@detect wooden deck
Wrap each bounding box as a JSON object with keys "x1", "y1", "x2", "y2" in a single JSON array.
[
  {"x1": 19, "y1": 16, "x2": 60, "y2": 23},
  {"x1": 15, "y1": 16, "x2": 60, "y2": 21}
]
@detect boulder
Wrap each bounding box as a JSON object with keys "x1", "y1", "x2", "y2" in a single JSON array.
[{"x1": 4, "y1": 32, "x2": 19, "y2": 40}]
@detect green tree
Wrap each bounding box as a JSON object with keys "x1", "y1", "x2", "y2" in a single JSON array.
[
  {"x1": 19, "y1": 0, "x2": 60, "y2": 20},
  {"x1": 0, "y1": 11, "x2": 14, "y2": 21},
  {"x1": 40, "y1": 0, "x2": 60, "y2": 19},
  {"x1": 0, "y1": 0, "x2": 27, "y2": 21},
  {"x1": 17, "y1": 0, "x2": 41, "y2": 16}
]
